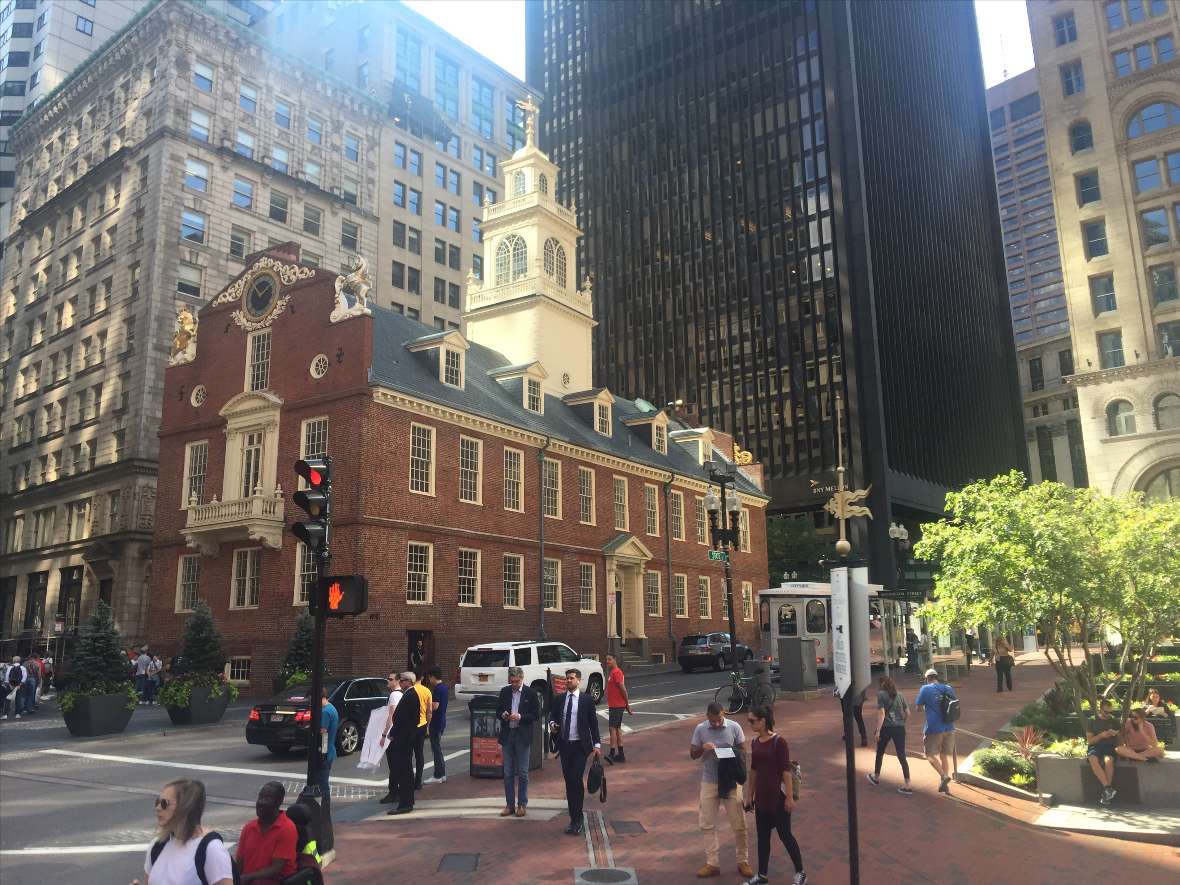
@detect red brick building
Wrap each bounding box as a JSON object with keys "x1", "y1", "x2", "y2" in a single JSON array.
[{"x1": 148, "y1": 127, "x2": 768, "y2": 691}]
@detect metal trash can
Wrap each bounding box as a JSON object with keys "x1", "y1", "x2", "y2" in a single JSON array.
[
  {"x1": 468, "y1": 694, "x2": 543, "y2": 778},
  {"x1": 778, "y1": 637, "x2": 818, "y2": 692}
]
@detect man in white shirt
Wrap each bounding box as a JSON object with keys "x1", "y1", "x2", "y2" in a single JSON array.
[
  {"x1": 377, "y1": 673, "x2": 404, "y2": 804},
  {"x1": 548, "y1": 668, "x2": 601, "y2": 835}
]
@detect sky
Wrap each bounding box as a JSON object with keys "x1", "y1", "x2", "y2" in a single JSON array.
[{"x1": 402, "y1": 0, "x2": 1033, "y2": 90}]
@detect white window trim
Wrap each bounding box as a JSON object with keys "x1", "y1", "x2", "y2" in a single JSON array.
[
  {"x1": 579, "y1": 562, "x2": 596, "y2": 613},
  {"x1": 694, "y1": 496, "x2": 708, "y2": 545},
  {"x1": 409, "y1": 422, "x2": 436, "y2": 497},
  {"x1": 673, "y1": 573, "x2": 689, "y2": 618},
  {"x1": 644, "y1": 483, "x2": 660, "y2": 536},
  {"x1": 503, "y1": 552, "x2": 525, "y2": 610},
  {"x1": 442, "y1": 346, "x2": 465, "y2": 389},
  {"x1": 175, "y1": 554, "x2": 200, "y2": 613},
  {"x1": 457, "y1": 547, "x2": 482, "y2": 606},
  {"x1": 543, "y1": 456, "x2": 562, "y2": 519},
  {"x1": 543, "y1": 556, "x2": 562, "y2": 611},
  {"x1": 298, "y1": 416, "x2": 329, "y2": 488},
  {"x1": 578, "y1": 466, "x2": 595, "y2": 525},
  {"x1": 741, "y1": 580, "x2": 754, "y2": 621},
  {"x1": 740, "y1": 509, "x2": 751, "y2": 553},
  {"x1": 525, "y1": 377, "x2": 544, "y2": 414},
  {"x1": 406, "y1": 541, "x2": 434, "y2": 604},
  {"x1": 613, "y1": 475, "x2": 629, "y2": 531},
  {"x1": 644, "y1": 570, "x2": 661, "y2": 617},
  {"x1": 503, "y1": 446, "x2": 524, "y2": 512},
  {"x1": 698, "y1": 576, "x2": 712, "y2": 619},
  {"x1": 228, "y1": 655, "x2": 253, "y2": 685},
  {"x1": 595, "y1": 402, "x2": 611, "y2": 436},
  {"x1": 229, "y1": 547, "x2": 262, "y2": 610},
  {"x1": 293, "y1": 540, "x2": 316, "y2": 607},
  {"x1": 458, "y1": 435, "x2": 483, "y2": 505},
  {"x1": 181, "y1": 439, "x2": 209, "y2": 509},
  {"x1": 244, "y1": 329, "x2": 271, "y2": 392},
  {"x1": 671, "y1": 490, "x2": 685, "y2": 541}
]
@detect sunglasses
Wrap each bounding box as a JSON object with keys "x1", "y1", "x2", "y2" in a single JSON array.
[{"x1": 154, "y1": 797, "x2": 170, "y2": 810}]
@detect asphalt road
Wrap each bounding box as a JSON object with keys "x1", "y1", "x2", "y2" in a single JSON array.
[{"x1": 0, "y1": 668, "x2": 756, "y2": 885}]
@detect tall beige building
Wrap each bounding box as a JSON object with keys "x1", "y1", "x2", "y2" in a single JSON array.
[
  {"x1": 0, "y1": 0, "x2": 381, "y2": 645},
  {"x1": 1028, "y1": 0, "x2": 1180, "y2": 499}
]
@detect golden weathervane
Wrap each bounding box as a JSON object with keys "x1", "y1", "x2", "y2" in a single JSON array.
[
  {"x1": 826, "y1": 391, "x2": 872, "y2": 556},
  {"x1": 732, "y1": 442, "x2": 753, "y2": 465}
]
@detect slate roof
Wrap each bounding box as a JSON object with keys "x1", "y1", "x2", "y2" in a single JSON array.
[{"x1": 367, "y1": 307, "x2": 767, "y2": 499}]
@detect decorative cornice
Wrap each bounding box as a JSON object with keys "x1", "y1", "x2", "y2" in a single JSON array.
[{"x1": 1067, "y1": 356, "x2": 1180, "y2": 388}]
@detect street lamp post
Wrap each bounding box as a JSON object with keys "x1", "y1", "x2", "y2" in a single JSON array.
[{"x1": 704, "y1": 460, "x2": 743, "y2": 671}]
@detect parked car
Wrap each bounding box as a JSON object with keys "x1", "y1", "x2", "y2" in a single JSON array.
[
  {"x1": 246, "y1": 677, "x2": 388, "y2": 756},
  {"x1": 455, "y1": 641, "x2": 604, "y2": 708},
  {"x1": 678, "y1": 633, "x2": 753, "y2": 672}
]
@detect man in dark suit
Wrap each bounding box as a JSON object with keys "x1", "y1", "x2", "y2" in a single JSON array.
[
  {"x1": 385, "y1": 672, "x2": 421, "y2": 815},
  {"x1": 548, "y1": 668, "x2": 602, "y2": 835},
  {"x1": 496, "y1": 666, "x2": 541, "y2": 817}
]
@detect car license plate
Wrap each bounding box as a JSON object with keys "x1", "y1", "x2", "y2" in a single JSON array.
[
  {"x1": 270, "y1": 713, "x2": 285, "y2": 723},
  {"x1": 478, "y1": 674, "x2": 489, "y2": 683}
]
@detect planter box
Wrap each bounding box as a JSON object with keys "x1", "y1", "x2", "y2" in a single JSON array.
[
  {"x1": 165, "y1": 684, "x2": 230, "y2": 726},
  {"x1": 1035, "y1": 752, "x2": 1180, "y2": 807},
  {"x1": 62, "y1": 692, "x2": 134, "y2": 737},
  {"x1": 1146, "y1": 660, "x2": 1180, "y2": 676}
]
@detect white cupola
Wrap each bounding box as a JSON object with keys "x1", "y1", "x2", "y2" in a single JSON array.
[{"x1": 463, "y1": 96, "x2": 595, "y2": 396}]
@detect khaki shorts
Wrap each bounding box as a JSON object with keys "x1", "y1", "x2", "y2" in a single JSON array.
[{"x1": 923, "y1": 731, "x2": 955, "y2": 756}]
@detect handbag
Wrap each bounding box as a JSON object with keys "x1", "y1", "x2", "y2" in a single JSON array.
[{"x1": 586, "y1": 757, "x2": 607, "y2": 802}]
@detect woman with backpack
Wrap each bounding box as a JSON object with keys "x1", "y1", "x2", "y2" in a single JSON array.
[
  {"x1": 866, "y1": 675, "x2": 912, "y2": 795},
  {"x1": 135, "y1": 778, "x2": 234, "y2": 885},
  {"x1": 743, "y1": 704, "x2": 807, "y2": 885}
]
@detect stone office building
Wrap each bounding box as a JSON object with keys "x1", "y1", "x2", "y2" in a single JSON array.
[
  {"x1": 0, "y1": 0, "x2": 382, "y2": 645},
  {"x1": 147, "y1": 122, "x2": 769, "y2": 689}
]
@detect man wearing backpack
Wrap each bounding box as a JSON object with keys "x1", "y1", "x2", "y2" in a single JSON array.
[{"x1": 914, "y1": 668, "x2": 957, "y2": 794}]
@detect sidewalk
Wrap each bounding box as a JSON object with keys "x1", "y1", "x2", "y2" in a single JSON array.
[{"x1": 326, "y1": 654, "x2": 1180, "y2": 884}]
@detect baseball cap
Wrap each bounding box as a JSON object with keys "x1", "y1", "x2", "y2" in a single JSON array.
[{"x1": 924, "y1": 668, "x2": 939, "y2": 678}]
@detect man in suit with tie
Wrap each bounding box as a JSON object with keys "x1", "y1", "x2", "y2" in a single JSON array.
[
  {"x1": 548, "y1": 668, "x2": 602, "y2": 835},
  {"x1": 383, "y1": 672, "x2": 421, "y2": 815}
]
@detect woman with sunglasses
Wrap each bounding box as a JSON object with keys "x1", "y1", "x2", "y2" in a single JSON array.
[
  {"x1": 743, "y1": 705, "x2": 807, "y2": 885},
  {"x1": 135, "y1": 778, "x2": 234, "y2": 885}
]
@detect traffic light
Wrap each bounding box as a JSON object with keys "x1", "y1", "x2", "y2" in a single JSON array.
[
  {"x1": 319, "y1": 575, "x2": 368, "y2": 617},
  {"x1": 292, "y1": 457, "x2": 332, "y2": 562}
]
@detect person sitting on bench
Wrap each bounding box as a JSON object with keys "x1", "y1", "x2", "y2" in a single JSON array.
[
  {"x1": 1117, "y1": 708, "x2": 1165, "y2": 762},
  {"x1": 1142, "y1": 688, "x2": 1171, "y2": 718},
  {"x1": 1085, "y1": 698, "x2": 1121, "y2": 806}
]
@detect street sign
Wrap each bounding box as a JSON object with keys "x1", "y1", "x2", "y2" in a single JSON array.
[
  {"x1": 318, "y1": 575, "x2": 368, "y2": 617},
  {"x1": 831, "y1": 566, "x2": 851, "y2": 696},
  {"x1": 708, "y1": 550, "x2": 729, "y2": 562}
]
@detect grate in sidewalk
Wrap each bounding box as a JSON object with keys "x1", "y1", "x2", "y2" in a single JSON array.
[
  {"x1": 575, "y1": 869, "x2": 637, "y2": 884},
  {"x1": 438, "y1": 853, "x2": 480, "y2": 873},
  {"x1": 609, "y1": 820, "x2": 646, "y2": 834}
]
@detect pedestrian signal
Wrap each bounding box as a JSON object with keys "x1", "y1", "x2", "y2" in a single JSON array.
[{"x1": 319, "y1": 575, "x2": 367, "y2": 617}]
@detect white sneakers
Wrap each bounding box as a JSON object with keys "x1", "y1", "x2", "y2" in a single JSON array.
[{"x1": 423, "y1": 776, "x2": 447, "y2": 785}]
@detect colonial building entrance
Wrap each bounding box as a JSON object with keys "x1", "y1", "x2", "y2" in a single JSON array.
[{"x1": 604, "y1": 534, "x2": 653, "y2": 659}]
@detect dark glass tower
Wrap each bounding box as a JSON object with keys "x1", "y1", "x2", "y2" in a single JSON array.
[{"x1": 527, "y1": 0, "x2": 1027, "y2": 583}]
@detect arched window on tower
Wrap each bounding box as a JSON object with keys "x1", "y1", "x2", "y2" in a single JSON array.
[
  {"x1": 1155, "y1": 392, "x2": 1180, "y2": 430},
  {"x1": 555, "y1": 244, "x2": 567, "y2": 287},
  {"x1": 496, "y1": 234, "x2": 528, "y2": 284},
  {"x1": 1106, "y1": 399, "x2": 1136, "y2": 437},
  {"x1": 539, "y1": 173, "x2": 549, "y2": 194},
  {"x1": 543, "y1": 238, "x2": 567, "y2": 286},
  {"x1": 1127, "y1": 102, "x2": 1180, "y2": 139},
  {"x1": 513, "y1": 170, "x2": 526, "y2": 196}
]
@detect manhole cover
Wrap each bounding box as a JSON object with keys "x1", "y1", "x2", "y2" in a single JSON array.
[
  {"x1": 610, "y1": 820, "x2": 646, "y2": 834},
  {"x1": 438, "y1": 853, "x2": 479, "y2": 873},
  {"x1": 580, "y1": 871, "x2": 634, "y2": 883}
]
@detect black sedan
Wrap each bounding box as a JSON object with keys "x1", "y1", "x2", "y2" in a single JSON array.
[
  {"x1": 678, "y1": 633, "x2": 754, "y2": 672},
  {"x1": 246, "y1": 677, "x2": 389, "y2": 756}
]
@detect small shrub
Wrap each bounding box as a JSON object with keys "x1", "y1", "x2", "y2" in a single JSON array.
[
  {"x1": 1009, "y1": 772, "x2": 1036, "y2": 789},
  {"x1": 1044, "y1": 738, "x2": 1087, "y2": 758},
  {"x1": 973, "y1": 745, "x2": 1035, "y2": 783}
]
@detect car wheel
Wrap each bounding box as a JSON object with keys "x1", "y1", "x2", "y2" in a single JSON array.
[
  {"x1": 587, "y1": 675, "x2": 604, "y2": 703},
  {"x1": 266, "y1": 745, "x2": 289, "y2": 756},
  {"x1": 336, "y1": 719, "x2": 359, "y2": 756}
]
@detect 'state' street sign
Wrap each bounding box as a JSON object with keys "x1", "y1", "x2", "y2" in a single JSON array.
[{"x1": 708, "y1": 550, "x2": 729, "y2": 562}]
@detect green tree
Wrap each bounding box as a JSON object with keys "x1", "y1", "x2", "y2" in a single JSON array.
[
  {"x1": 766, "y1": 514, "x2": 831, "y2": 582},
  {"x1": 69, "y1": 600, "x2": 133, "y2": 695},
  {"x1": 175, "y1": 600, "x2": 226, "y2": 678},
  {"x1": 280, "y1": 611, "x2": 316, "y2": 681}
]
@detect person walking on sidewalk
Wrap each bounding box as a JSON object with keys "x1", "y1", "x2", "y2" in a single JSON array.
[
  {"x1": 1086, "y1": 698, "x2": 1121, "y2": 806},
  {"x1": 383, "y1": 673, "x2": 421, "y2": 815},
  {"x1": 496, "y1": 666, "x2": 541, "y2": 817},
  {"x1": 377, "y1": 673, "x2": 405, "y2": 806},
  {"x1": 915, "y1": 669, "x2": 956, "y2": 795},
  {"x1": 134, "y1": 646, "x2": 152, "y2": 704},
  {"x1": 411, "y1": 672, "x2": 433, "y2": 790},
  {"x1": 994, "y1": 636, "x2": 1015, "y2": 692},
  {"x1": 604, "y1": 654, "x2": 633, "y2": 764},
  {"x1": 422, "y1": 666, "x2": 450, "y2": 784},
  {"x1": 866, "y1": 675, "x2": 912, "y2": 795},
  {"x1": 743, "y1": 705, "x2": 806, "y2": 885},
  {"x1": 690, "y1": 701, "x2": 754, "y2": 880},
  {"x1": 549, "y1": 668, "x2": 602, "y2": 836}
]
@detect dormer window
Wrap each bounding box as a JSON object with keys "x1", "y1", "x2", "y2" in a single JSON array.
[
  {"x1": 596, "y1": 402, "x2": 611, "y2": 436},
  {"x1": 526, "y1": 377, "x2": 543, "y2": 413},
  {"x1": 654, "y1": 422, "x2": 667, "y2": 454},
  {"x1": 443, "y1": 348, "x2": 463, "y2": 388}
]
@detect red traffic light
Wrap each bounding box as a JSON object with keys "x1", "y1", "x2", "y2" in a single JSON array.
[{"x1": 294, "y1": 457, "x2": 331, "y2": 490}]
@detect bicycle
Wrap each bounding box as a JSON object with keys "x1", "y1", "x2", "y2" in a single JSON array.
[{"x1": 713, "y1": 669, "x2": 777, "y2": 714}]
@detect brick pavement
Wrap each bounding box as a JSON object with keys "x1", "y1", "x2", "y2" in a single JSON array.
[{"x1": 326, "y1": 654, "x2": 1180, "y2": 883}]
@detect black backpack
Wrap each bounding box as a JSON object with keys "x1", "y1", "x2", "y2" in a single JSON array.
[
  {"x1": 939, "y1": 687, "x2": 961, "y2": 723},
  {"x1": 150, "y1": 832, "x2": 240, "y2": 885}
]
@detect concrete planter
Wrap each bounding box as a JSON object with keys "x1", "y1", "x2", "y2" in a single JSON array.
[
  {"x1": 165, "y1": 684, "x2": 230, "y2": 726},
  {"x1": 62, "y1": 692, "x2": 134, "y2": 737},
  {"x1": 1034, "y1": 753, "x2": 1180, "y2": 807}
]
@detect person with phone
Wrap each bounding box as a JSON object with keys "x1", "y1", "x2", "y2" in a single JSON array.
[
  {"x1": 1086, "y1": 698, "x2": 1122, "y2": 805},
  {"x1": 743, "y1": 705, "x2": 806, "y2": 885}
]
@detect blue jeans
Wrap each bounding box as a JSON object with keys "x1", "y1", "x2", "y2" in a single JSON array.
[
  {"x1": 502, "y1": 727, "x2": 531, "y2": 808},
  {"x1": 23, "y1": 679, "x2": 37, "y2": 712},
  {"x1": 429, "y1": 728, "x2": 446, "y2": 778},
  {"x1": 136, "y1": 674, "x2": 148, "y2": 701}
]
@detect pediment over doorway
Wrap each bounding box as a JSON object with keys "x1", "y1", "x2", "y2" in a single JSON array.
[{"x1": 602, "y1": 533, "x2": 654, "y2": 562}]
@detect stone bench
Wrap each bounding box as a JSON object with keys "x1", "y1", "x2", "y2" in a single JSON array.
[{"x1": 1035, "y1": 750, "x2": 1180, "y2": 807}]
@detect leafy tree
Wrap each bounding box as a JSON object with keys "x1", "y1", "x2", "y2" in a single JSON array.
[
  {"x1": 766, "y1": 514, "x2": 831, "y2": 582},
  {"x1": 68, "y1": 600, "x2": 133, "y2": 695},
  {"x1": 280, "y1": 611, "x2": 316, "y2": 680},
  {"x1": 913, "y1": 471, "x2": 1180, "y2": 724},
  {"x1": 175, "y1": 600, "x2": 226, "y2": 678}
]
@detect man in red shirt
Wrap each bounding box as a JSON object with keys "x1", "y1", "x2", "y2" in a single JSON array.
[
  {"x1": 604, "y1": 654, "x2": 633, "y2": 764},
  {"x1": 236, "y1": 781, "x2": 297, "y2": 884}
]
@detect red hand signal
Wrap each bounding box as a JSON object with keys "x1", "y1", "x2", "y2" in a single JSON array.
[{"x1": 327, "y1": 581, "x2": 344, "y2": 610}]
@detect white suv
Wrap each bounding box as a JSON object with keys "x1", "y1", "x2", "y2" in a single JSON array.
[{"x1": 456, "y1": 640, "x2": 605, "y2": 707}]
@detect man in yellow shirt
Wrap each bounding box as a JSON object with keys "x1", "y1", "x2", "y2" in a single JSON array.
[{"x1": 412, "y1": 673, "x2": 433, "y2": 790}]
